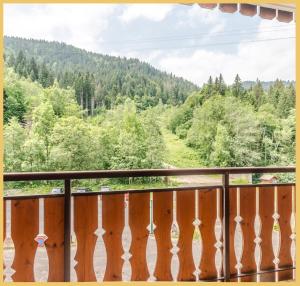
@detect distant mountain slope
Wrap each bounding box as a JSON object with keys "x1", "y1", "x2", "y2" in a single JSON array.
[
  {"x1": 242, "y1": 80, "x2": 295, "y2": 91},
  {"x1": 4, "y1": 36, "x2": 199, "y2": 107}
]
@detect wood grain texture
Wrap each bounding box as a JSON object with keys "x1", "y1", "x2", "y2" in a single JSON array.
[
  {"x1": 278, "y1": 185, "x2": 293, "y2": 267},
  {"x1": 199, "y1": 189, "x2": 217, "y2": 280},
  {"x1": 102, "y1": 194, "x2": 124, "y2": 281},
  {"x1": 74, "y1": 195, "x2": 98, "y2": 281},
  {"x1": 259, "y1": 186, "x2": 275, "y2": 281},
  {"x1": 11, "y1": 199, "x2": 39, "y2": 281},
  {"x1": 129, "y1": 192, "x2": 150, "y2": 281},
  {"x1": 239, "y1": 187, "x2": 256, "y2": 273},
  {"x1": 277, "y1": 185, "x2": 293, "y2": 281},
  {"x1": 44, "y1": 197, "x2": 65, "y2": 282},
  {"x1": 177, "y1": 190, "x2": 195, "y2": 281},
  {"x1": 153, "y1": 191, "x2": 173, "y2": 281}
]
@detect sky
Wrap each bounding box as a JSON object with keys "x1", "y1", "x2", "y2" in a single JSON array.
[{"x1": 4, "y1": 4, "x2": 296, "y2": 86}]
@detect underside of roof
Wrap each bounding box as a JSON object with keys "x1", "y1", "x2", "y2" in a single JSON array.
[{"x1": 195, "y1": 3, "x2": 295, "y2": 23}]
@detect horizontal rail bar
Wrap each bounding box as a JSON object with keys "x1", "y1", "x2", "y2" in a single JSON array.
[
  {"x1": 230, "y1": 182, "x2": 296, "y2": 188},
  {"x1": 3, "y1": 166, "x2": 295, "y2": 181},
  {"x1": 3, "y1": 193, "x2": 65, "y2": 200}
]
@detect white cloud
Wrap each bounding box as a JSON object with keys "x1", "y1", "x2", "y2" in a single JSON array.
[
  {"x1": 120, "y1": 4, "x2": 173, "y2": 23},
  {"x1": 157, "y1": 19, "x2": 295, "y2": 86},
  {"x1": 4, "y1": 4, "x2": 117, "y2": 52}
]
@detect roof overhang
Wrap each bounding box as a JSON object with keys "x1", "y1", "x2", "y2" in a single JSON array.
[{"x1": 193, "y1": 3, "x2": 296, "y2": 23}]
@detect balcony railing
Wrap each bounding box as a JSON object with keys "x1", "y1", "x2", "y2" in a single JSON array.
[{"x1": 3, "y1": 167, "x2": 296, "y2": 282}]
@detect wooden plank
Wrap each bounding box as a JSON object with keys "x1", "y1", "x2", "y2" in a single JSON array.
[
  {"x1": 259, "y1": 186, "x2": 275, "y2": 281},
  {"x1": 153, "y1": 191, "x2": 172, "y2": 281},
  {"x1": 102, "y1": 194, "x2": 124, "y2": 281},
  {"x1": 129, "y1": 192, "x2": 150, "y2": 281},
  {"x1": 277, "y1": 185, "x2": 293, "y2": 281},
  {"x1": 74, "y1": 196, "x2": 98, "y2": 281},
  {"x1": 44, "y1": 197, "x2": 65, "y2": 282},
  {"x1": 229, "y1": 188, "x2": 237, "y2": 276},
  {"x1": 177, "y1": 190, "x2": 195, "y2": 281},
  {"x1": 199, "y1": 188, "x2": 217, "y2": 280},
  {"x1": 11, "y1": 199, "x2": 39, "y2": 282},
  {"x1": 239, "y1": 187, "x2": 256, "y2": 273},
  {"x1": 3, "y1": 200, "x2": 6, "y2": 281}
]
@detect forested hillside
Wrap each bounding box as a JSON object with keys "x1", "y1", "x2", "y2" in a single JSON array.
[
  {"x1": 4, "y1": 36, "x2": 198, "y2": 112},
  {"x1": 3, "y1": 37, "x2": 295, "y2": 175}
]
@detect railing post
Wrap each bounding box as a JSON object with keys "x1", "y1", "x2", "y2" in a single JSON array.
[
  {"x1": 222, "y1": 172, "x2": 230, "y2": 281},
  {"x1": 64, "y1": 179, "x2": 71, "y2": 281}
]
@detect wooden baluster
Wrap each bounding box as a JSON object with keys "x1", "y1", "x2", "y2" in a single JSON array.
[
  {"x1": 4, "y1": 200, "x2": 15, "y2": 282},
  {"x1": 192, "y1": 189, "x2": 202, "y2": 281},
  {"x1": 290, "y1": 186, "x2": 296, "y2": 280},
  {"x1": 214, "y1": 188, "x2": 223, "y2": 279},
  {"x1": 153, "y1": 191, "x2": 172, "y2": 281},
  {"x1": 254, "y1": 187, "x2": 262, "y2": 282},
  {"x1": 11, "y1": 199, "x2": 39, "y2": 281},
  {"x1": 199, "y1": 188, "x2": 218, "y2": 280},
  {"x1": 129, "y1": 192, "x2": 150, "y2": 281},
  {"x1": 34, "y1": 198, "x2": 49, "y2": 282},
  {"x1": 278, "y1": 185, "x2": 293, "y2": 281},
  {"x1": 260, "y1": 186, "x2": 275, "y2": 281},
  {"x1": 122, "y1": 193, "x2": 132, "y2": 281},
  {"x1": 102, "y1": 194, "x2": 124, "y2": 281},
  {"x1": 170, "y1": 191, "x2": 180, "y2": 281},
  {"x1": 70, "y1": 196, "x2": 77, "y2": 281},
  {"x1": 177, "y1": 190, "x2": 195, "y2": 281},
  {"x1": 44, "y1": 197, "x2": 65, "y2": 282},
  {"x1": 239, "y1": 187, "x2": 256, "y2": 281},
  {"x1": 74, "y1": 196, "x2": 97, "y2": 281},
  {"x1": 272, "y1": 186, "x2": 281, "y2": 282},
  {"x1": 93, "y1": 195, "x2": 106, "y2": 282}
]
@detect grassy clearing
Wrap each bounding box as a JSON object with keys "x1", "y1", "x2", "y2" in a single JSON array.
[{"x1": 162, "y1": 127, "x2": 202, "y2": 168}]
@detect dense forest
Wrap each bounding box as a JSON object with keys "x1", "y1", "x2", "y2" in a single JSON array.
[
  {"x1": 4, "y1": 36, "x2": 198, "y2": 112},
  {"x1": 3, "y1": 37, "x2": 295, "y2": 174}
]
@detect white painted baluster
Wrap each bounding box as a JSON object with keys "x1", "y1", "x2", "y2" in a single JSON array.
[
  {"x1": 34, "y1": 198, "x2": 49, "y2": 282},
  {"x1": 254, "y1": 187, "x2": 262, "y2": 282},
  {"x1": 234, "y1": 187, "x2": 244, "y2": 281},
  {"x1": 214, "y1": 188, "x2": 223, "y2": 279},
  {"x1": 192, "y1": 189, "x2": 202, "y2": 281},
  {"x1": 290, "y1": 186, "x2": 296, "y2": 280},
  {"x1": 146, "y1": 192, "x2": 157, "y2": 281},
  {"x1": 122, "y1": 193, "x2": 132, "y2": 281},
  {"x1": 4, "y1": 200, "x2": 15, "y2": 282},
  {"x1": 93, "y1": 195, "x2": 106, "y2": 281},
  {"x1": 71, "y1": 196, "x2": 77, "y2": 281},
  {"x1": 170, "y1": 191, "x2": 180, "y2": 281},
  {"x1": 272, "y1": 186, "x2": 281, "y2": 282}
]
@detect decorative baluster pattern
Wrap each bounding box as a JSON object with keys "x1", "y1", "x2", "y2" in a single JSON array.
[
  {"x1": 102, "y1": 194, "x2": 124, "y2": 281},
  {"x1": 192, "y1": 189, "x2": 202, "y2": 281},
  {"x1": 214, "y1": 188, "x2": 223, "y2": 279},
  {"x1": 11, "y1": 199, "x2": 39, "y2": 281},
  {"x1": 93, "y1": 195, "x2": 106, "y2": 282},
  {"x1": 146, "y1": 192, "x2": 157, "y2": 281},
  {"x1": 290, "y1": 186, "x2": 296, "y2": 280},
  {"x1": 122, "y1": 193, "x2": 132, "y2": 281},
  {"x1": 34, "y1": 198, "x2": 49, "y2": 282},
  {"x1": 71, "y1": 196, "x2": 77, "y2": 281},
  {"x1": 44, "y1": 197, "x2": 65, "y2": 282},
  {"x1": 170, "y1": 191, "x2": 180, "y2": 281},
  {"x1": 74, "y1": 196, "x2": 98, "y2": 281},
  {"x1": 272, "y1": 186, "x2": 281, "y2": 282},
  {"x1": 129, "y1": 192, "x2": 150, "y2": 281},
  {"x1": 4, "y1": 200, "x2": 15, "y2": 282},
  {"x1": 153, "y1": 191, "x2": 173, "y2": 281},
  {"x1": 254, "y1": 187, "x2": 262, "y2": 282},
  {"x1": 234, "y1": 187, "x2": 244, "y2": 281}
]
